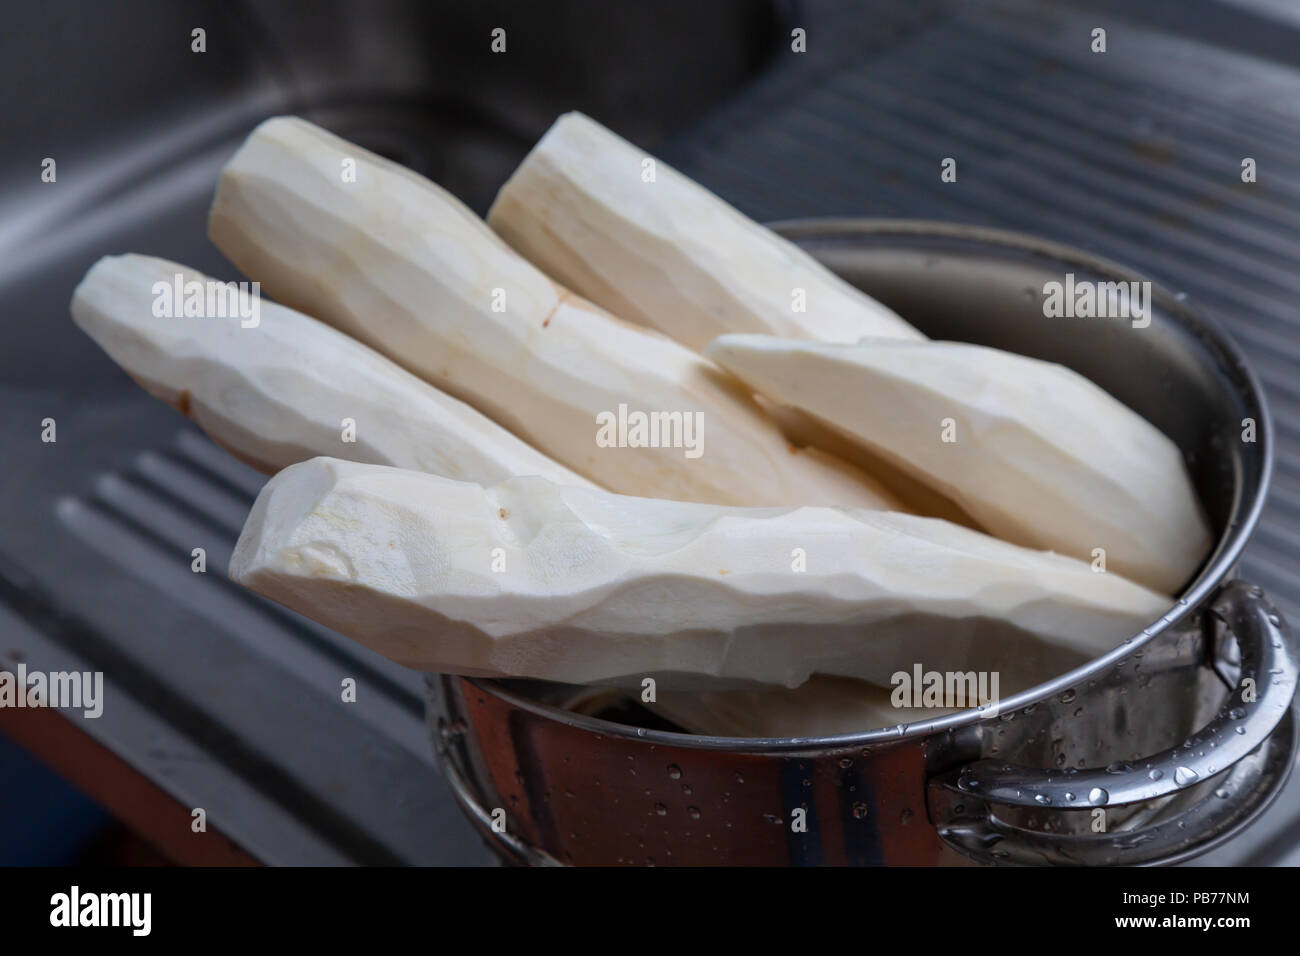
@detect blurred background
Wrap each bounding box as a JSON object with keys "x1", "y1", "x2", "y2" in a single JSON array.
[{"x1": 1, "y1": 0, "x2": 1298, "y2": 864}]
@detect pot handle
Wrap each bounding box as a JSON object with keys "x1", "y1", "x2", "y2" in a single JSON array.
[{"x1": 929, "y1": 579, "x2": 1299, "y2": 865}]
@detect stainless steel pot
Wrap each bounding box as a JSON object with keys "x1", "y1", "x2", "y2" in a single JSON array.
[{"x1": 427, "y1": 220, "x2": 1298, "y2": 866}]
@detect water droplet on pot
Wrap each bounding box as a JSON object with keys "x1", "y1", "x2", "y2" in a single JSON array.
[
  {"x1": 1174, "y1": 767, "x2": 1199, "y2": 786},
  {"x1": 1088, "y1": 787, "x2": 1109, "y2": 806},
  {"x1": 852, "y1": 803, "x2": 869, "y2": 820},
  {"x1": 687, "y1": 806, "x2": 701, "y2": 820},
  {"x1": 654, "y1": 803, "x2": 667, "y2": 816},
  {"x1": 1149, "y1": 768, "x2": 1164, "y2": 780}
]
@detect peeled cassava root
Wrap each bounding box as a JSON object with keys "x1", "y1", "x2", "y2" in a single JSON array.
[
  {"x1": 230, "y1": 457, "x2": 1170, "y2": 691},
  {"x1": 69, "y1": 257, "x2": 981, "y2": 722},
  {"x1": 487, "y1": 112, "x2": 924, "y2": 352},
  {"x1": 70, "y1": 254, "x2": 595, "y2": 488},
  {"x1": 208, "y1": 116, "x2": 899, "y2": 510},
  {"x1": 484, "y1": 112, "x2": 979, "y2": 523},
  {"x1": 706, "y1": 335, "x2": 1213, "y2": 594}
]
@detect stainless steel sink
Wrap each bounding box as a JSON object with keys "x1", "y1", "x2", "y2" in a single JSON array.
[{"x1": 3, "y1": 0, "x2": 1299, "y2": 866}]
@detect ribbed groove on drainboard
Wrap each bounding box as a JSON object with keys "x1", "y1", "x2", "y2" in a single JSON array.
[
  {"x1": 174, "y1": 429, "x2": 267, "y2": 500},
  {"x1": 135, "y1": 449, "x2": 253, "y2": 535},
  {"x1": 93, "y1": 471, "x2": 235, "y2": 560},
  {"x1": 829, "y1": 71, "x2": 1300, "y2": 290}
]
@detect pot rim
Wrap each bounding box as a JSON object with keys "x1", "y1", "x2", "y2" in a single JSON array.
[{"x1": 464, "y1": 217, "x2": 1275, "y2": 753}]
